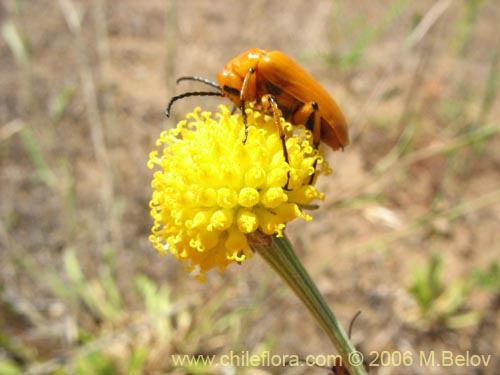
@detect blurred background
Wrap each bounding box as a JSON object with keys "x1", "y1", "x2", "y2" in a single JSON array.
[{"x1": 1, "y1": 0, "x2": 499, "y2": 374}]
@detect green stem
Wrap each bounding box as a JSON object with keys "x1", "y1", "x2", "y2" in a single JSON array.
[{"x1": 253, "y1": 234, "x2": 367, "y2": 375}]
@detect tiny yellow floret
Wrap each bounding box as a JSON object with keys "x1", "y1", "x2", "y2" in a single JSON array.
[{"x1": 148, "y1": 105, "x2": 329, "y2": 281}]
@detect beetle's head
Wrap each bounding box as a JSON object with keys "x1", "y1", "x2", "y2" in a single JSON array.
[
  {"x1": 217, "y1": 70, "x2": 244, "y2": 107},
  {"x1": 217, "y1": 48, "x2": 263, "y2": 107}
]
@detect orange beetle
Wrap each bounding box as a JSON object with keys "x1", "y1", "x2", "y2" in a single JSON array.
[
  {"x1": 167, "y1": 49, "x2": 348, "y2": 186},
  {"x1": 166, "y1": 48, "x2": 348, "y2": 151}
]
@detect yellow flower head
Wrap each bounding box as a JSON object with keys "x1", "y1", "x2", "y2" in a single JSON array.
[{"x1": 148, "y1": 105, "x2": 330, "y2": 281}]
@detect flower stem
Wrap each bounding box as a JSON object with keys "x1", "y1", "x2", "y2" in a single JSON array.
[{"x1": 253, "y1": 234, "x2": 367, "y2": 375}]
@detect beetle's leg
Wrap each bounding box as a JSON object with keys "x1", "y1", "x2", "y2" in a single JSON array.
[
  {"x1": 240, "y1": 67, "x2": 257, "y2": 143},
  {"x1": 293, "y1": 101, "x2": 321, "y2": 184},
  {"x1": 294, "y1": 101, "x2": 321, "y2": 147},
  {"x1": 261, "y1": 94, "x2": 291, "y2": 189}
]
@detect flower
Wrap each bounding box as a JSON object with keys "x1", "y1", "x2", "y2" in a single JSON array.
[{"x1": 148, "y1": 105, "x2": 330, "y2": 281}]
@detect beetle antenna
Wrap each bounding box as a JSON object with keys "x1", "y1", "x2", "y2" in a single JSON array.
[
  {"x1": 165, "y1": 91, "x2": 224, "y2": 117},
  {"x1": 348, "y1": 310, "x2": 362, "y2": 338},
  {"x1": 286, "y1": 312, "x2": 364, "y2": 374},
  {"x1": 176, "y1": 76, "x2": 223, "y2": 91}
]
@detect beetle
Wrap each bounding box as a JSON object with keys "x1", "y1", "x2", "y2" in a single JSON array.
[{"x1": 166, "y1": 48, "x2": 349, "y2": 184}]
